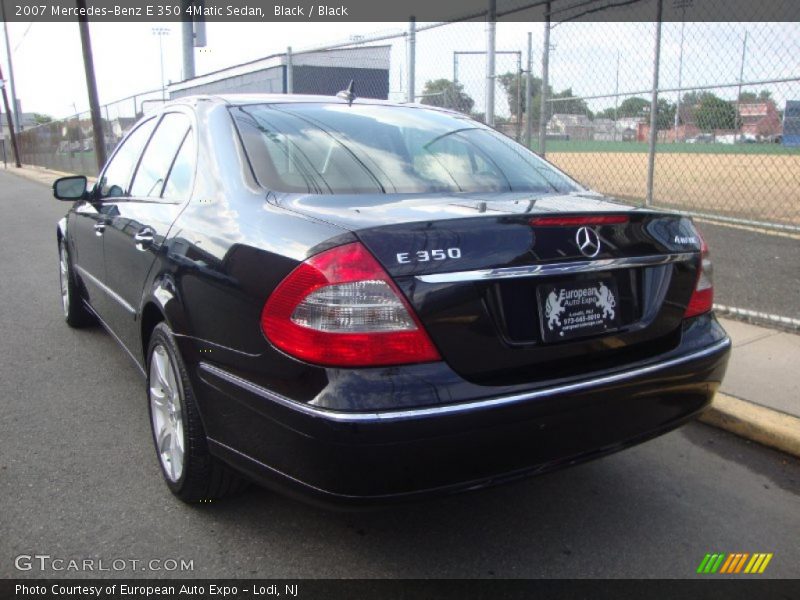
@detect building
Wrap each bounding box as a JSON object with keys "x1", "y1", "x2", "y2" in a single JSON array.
[
  {"x1": 638, "y1": 123, "x2": 701, "y2": 143},
  {"x1": 1, "y1": 111, "x2": 39, "y2": 138},
  {"x1": 591, "y1": 118, "x2": 616, "y2": 141},
  {"x1": 782, "y1": 100, "x2": 800, "y2": 147},
  {"x1": 738, "y1": 101, "x2": 782, "y2": 138},
  {"x1": 548, "y1": 113, "x2": 593, "y2": 141},
  {"x1": 1, "y1": 110, "x2": 39, "y2": 163},
  {"x1": 169, "y1": 46, "x2": 391, "y2": 100}
]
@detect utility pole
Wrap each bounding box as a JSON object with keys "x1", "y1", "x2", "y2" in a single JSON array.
[
  {"x1": 734, "y1": 30, "x2": 748, "y2": 141},
  {"x1": 77, "y1": 0, "x2": 107, "y2": 171},
  {"x1": 645, "y1": 0, "x2": 663, "y2": 207},
  {"x1": 485, "y1": 0, "x2": 496, "y2": 127},
  {"x1": 285, "y1": 46, "x2": 293, "y2": 94},
  {"x1": 1, "y1": 3, "x2": 21, "y2": 133},
  {"x1": 152, "y1": 27, "x2": 170, "y2": 101},
  {"x1": 525, "y1": 32, "x2": 533, "y2": 149},
  {"x1": 0, "y1": 67, "x2": 21, "y2": 167},
  {"x1": 181, "y1": 0, "x2": 195, "y2": 81},
  {"x1": 406, "y1": 17, "x2": 416, "y2": 103},
  {"x1": 613, "y1": 50, "x2": 620, "y2": 142},
  {"x1": 674, "y1": 19, "x2": 685, "y2": 140},
  {"x1": 538, "y1": 1, "x2": 551, "y2": 157}
]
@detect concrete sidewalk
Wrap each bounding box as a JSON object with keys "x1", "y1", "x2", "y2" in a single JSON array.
[
  {"x1": 4, "y1": 163, "x2": 800, "y2": 457},
  {"x1": 1, "y1": 163, "x2": 97, "y2": 187},
  {"x1": 701, "y1": 318, "x2": 800, "y2": 457}
]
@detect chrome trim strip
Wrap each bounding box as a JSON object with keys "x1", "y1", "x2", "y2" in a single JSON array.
[
  {"x1": 75, "y1": 265, "x2": 136, "y2": 314},
  {"x1": 415, "y1": 252, "x2": 697, "y2": 284},
  {"x1": 198, "y1": 337, "x2": 730, "y2": 424}
]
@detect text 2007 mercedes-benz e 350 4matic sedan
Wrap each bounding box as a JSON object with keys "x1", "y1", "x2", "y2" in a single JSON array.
[{"x1": 53, "y1": 93, "x2": 730, "y2": 504}]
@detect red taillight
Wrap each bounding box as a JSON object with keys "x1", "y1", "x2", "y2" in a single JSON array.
[
  {"x1": 684, "y1": 228, "x2": 714, "y2": 318},
  {"x1": 529, "y1": 215, "x2": 629, "y2": 227},
  {"x1": 261, "y1": 242, "x2": 441, "y2": 367}
]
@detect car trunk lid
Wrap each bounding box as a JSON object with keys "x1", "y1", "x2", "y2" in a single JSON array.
[{"x1": 276, "y1": 191, "x2": 703, "y2": 384}]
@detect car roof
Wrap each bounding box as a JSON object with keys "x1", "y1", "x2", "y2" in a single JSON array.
[{"x1": 163, "y1": 93, "x2": 460, "y2": 115}]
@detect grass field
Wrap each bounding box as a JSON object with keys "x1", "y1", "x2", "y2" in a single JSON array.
[
  {"x1": 532, "y1": 140, "x2": 800, "y2": 155},
  {"x1": 548, "y1": 152, "x2": 800, "y2": 225}
]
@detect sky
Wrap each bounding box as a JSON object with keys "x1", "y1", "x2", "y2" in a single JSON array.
[{"x1": 2, "y1": 19, "x2": 798, "y2": 120}]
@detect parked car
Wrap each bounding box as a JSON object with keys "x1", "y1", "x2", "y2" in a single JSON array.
[
  {"x1": 53, "y1": 94, "x2": 730, "y2": 504},
  {"x1": 686, "y1": 133, "x2": 714, "y2": 144}
]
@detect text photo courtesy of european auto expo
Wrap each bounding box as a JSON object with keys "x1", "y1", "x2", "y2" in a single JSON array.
[{"x1": 1, "y1": 0, "x2": 798, "y2": 598}]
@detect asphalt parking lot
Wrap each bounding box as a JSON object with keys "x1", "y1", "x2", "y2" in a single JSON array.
[
  {"x1": 699, "y1": 222, "x2": 800, "y2": 322},
  {"x1": 0, "y1": 169, "x2": 798, "y2": 579}
]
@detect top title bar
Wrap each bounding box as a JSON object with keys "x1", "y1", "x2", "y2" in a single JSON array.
[{"x1": 1, "y1": 0, "x2": 797, "y2": 22}]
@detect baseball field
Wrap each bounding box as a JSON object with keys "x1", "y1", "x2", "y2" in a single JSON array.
[{"x1": 547, "y1": 151, "x2": 800, "y2": 225}]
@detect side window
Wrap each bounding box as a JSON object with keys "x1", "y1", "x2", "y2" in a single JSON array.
[
  {"x1": 162, "y1": 131, "x2": 196, "y2": 203},
  {"x1": 130, "y1": 113, "x2": 191, "y2": 199},
  {"x1": 98, "y1": 119, "x2": 156, "y2": 199}
]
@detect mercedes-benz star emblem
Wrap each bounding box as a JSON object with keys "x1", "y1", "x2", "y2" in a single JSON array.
[{"x1": 576, "y1": 226, "x2": 601, "y2": 257}]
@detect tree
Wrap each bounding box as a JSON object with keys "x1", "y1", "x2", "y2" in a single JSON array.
[
  {"x1": 681, "y1": 90, "x2": 718, "y2": 108},
  {"x1": 675, "y1": 91, "x2": 718, "y2": 127},
  {"x1": 497, "y1": 71, "x2": 547, "y2": 119},
  {"x1": 596, "y1": 97, "x2": 674, "y2": 129},
  {"x1": 551, "y1": 88, "x2": 591, "y2": 119},
  {"x1": 694, "y1": 94, "x2": 738, "y2": 131},
  {"x1": 33, "y1": 113, "x2": 53, "y2": 125},
  {"x1": 738, "y1": 89, "x2": 773, "y2": 103},
  {"x1": 594, "y1": 98, "x2": 648, "y2": 121},
  {"x1": 496, "y1": 72, "x2": 590, "y2": 124},
  {"x1": 655, "y1": 98, "x2": 676, "y2": 130},
  {"x1": 419, "y1": 79, "x2": 475, "y2": 114},
  {"x1": 617, "y1": 97, "x2": 650, "y2": 118}
]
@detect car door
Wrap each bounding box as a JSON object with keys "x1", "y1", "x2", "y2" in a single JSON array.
[
  {"x1": 101, "y1": 111, "x2": 196, "y2": 352},
  {"x1": 69, "y1": 118, "x2": 157, "y2": 323}
]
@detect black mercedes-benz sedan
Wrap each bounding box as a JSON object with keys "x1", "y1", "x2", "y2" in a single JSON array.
[{"x1": 53, "y1": 94, "x2": 730, "y2": 504}]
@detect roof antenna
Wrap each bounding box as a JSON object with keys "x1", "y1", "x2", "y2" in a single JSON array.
[{"x1": 336, "y1": 80, "x2": 356, "y2": 106}]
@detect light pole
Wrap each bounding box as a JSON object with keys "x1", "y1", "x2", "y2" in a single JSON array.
[
  {"x1": 1, "y1": 4, "x2": 21, "y2": 133},
  {"x1": 0, "y1": 73, "x2": 21, "y2": 167},
  {"x1": 152, "y1": 27, "x2": 171, "y2": 101}
]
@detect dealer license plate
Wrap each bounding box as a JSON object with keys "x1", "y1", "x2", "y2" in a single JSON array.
[{"x1": 537, "y1": 278, "x2": 621, "y2": 343}]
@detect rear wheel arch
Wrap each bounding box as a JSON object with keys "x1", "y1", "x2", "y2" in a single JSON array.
[
  {"x1": 57, "y1": 217, "x2": 67, "y2": 240},
  {"x1": 141, "y1": 302, "x2": 166, "y2": 363}
]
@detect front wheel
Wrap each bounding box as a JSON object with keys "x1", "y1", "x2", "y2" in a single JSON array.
[
  {"x1": 147, "y1": 322, "x2": 247, "y2": 502},
  {"x1": 58, "y1": 238, "x2": 94, "y2": 328}
]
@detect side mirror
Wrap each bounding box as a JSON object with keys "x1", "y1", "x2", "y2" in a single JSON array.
[{"x1": 53, "y1": 176, "x2": 88, "y2": 201}]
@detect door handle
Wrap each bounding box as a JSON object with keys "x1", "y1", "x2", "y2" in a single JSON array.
[
  {"x1": 134, "y1": 227, "x2": 155, "y2": 250},
  {"x1": 93, "y1": 222, "x2": 106, "y2": 236}
]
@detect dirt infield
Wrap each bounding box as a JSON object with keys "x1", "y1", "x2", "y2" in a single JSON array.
[{"x1": 548, "y1": 152, "x2": 800, "y2": 225}]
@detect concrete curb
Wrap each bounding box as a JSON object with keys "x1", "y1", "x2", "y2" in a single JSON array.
[{"x1": 700, "y1": 392, "x2": 800, "y2": 458}]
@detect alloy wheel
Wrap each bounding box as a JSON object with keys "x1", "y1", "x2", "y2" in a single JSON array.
[
  {"x1": 59, "y1": 245, "x2": 69, "y2": 317},
  {"x1": 149, "y1": 345, "x2": 186, "y2": 482}
]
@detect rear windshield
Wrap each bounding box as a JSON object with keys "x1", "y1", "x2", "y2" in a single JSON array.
[{"x1": 232, "y1": 103, "x2": 581, "y2": 195}]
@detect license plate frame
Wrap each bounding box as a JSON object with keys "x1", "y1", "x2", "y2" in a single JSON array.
[{"x1": 537, "y1": 277, "x2": 621, "y2": 343}]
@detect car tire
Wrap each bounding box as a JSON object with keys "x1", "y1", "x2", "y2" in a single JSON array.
[
  {"x1": 59, "y1": 238, "x2": 95, "y2": 328},
  {"x1": 146, "y1": 322, "x2": 248, "y2": 503}
]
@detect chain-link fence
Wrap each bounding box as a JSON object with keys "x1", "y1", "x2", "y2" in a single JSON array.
[
  {"x1": 529, "y1": 14, "x2": 800, "y2": 230},
  {"x1": 11, "y1": 2, "x2": 800, "y2": 233},
  {"x1": 13, "y1": 88, "x2": 165, "y2": 175}
]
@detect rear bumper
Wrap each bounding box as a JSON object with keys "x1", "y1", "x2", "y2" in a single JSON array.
[{"x1": 194, "y1": 324, "x2": 730, "y2": 505}]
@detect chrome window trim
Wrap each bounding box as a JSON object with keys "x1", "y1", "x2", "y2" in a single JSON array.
[
  {"x1": 198, "y1": 337, "x2": 730, "y2": 424},
  {"x1": 414, "y1": 252, "x2": 697, "y2": 284}
]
